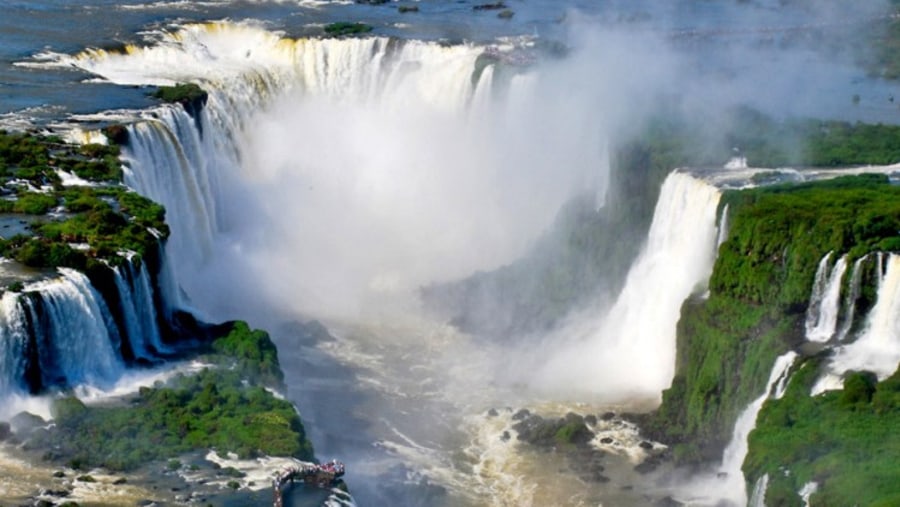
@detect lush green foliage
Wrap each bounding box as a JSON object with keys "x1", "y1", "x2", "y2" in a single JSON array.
[
  {"x1": 0, "y1": 187, "x2": 167, "y2": 268},
  {"x1": 9, "y1": 191, "x2": 58, "y2": 214},
  {"x1": 323, "y1": 22, "x2": 374, "y2": 36},
  {"x1": 151, "y1": 83, "x2": 208, "y2": 105},
  {"x1": 0, "y1": 131, "x2": 168, "y2": 269},
  {"x1": 649, "y1": 174, "x2": 900, "y2": 464},
  {"x1": 212, "y1": 321, "x2": 284, "y2": 388},
  {"x1": 0, "y1": 130, "x2": 61, "y2": 187},
  {"x1": 713, "y1": 174, "x2": 900, "y2": 310},
  {"x1": 712, "y1": 108, "x2": 900, "y2": 168},
  {"x1": 745, "y1": 361, "x2": 900, "y2": 506},
  {"x1": 29, "y1": 322, "x2": 313, "y2": 471}
]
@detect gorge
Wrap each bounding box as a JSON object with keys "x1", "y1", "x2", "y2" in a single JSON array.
[{"x1": 2, "y1": 2, "x2": 900, "y2": 506}]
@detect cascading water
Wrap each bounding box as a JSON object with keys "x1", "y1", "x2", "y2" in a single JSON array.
[
  {"x1": 835, "y1": 255, "x2": 866, "y2": 342},
  {"x1": 682, "y1": 351, "x2": 797, "y2": 506},
  {"x1": 122, "y1": 108, "x2": 223, "y2": 309},
  {"x1": 112, "y1": 258, "x2": 168, "y2": 359},
  {"x1": 89, "y1": 22, "x2": 613, "y2": 324},
  {"x1": 747, "y1": 473, "x2": 769, "y2": 507},
  {"x1": 805, "y1": 252, "x2": 848, "y2": 343},
  {"x1": 814, "y1": 253, "x2": 900, "y2": 394},
  {"x1": 23, "y1": 268, "x2": 124, "y2": 389},
  {"x1": 530, "y1": 171, "x2": 722, "y2": 401},
  {"x1": 716, "y1": 203, "x2": 730, "y2": 249},
  {"x1": 0, "y1": 293, "x2": 30, "y2": 401}
]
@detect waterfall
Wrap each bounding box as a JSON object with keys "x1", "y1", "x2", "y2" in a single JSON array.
[
  {"x1": 799, "y1": 482, "x2": 818, "y2": 506},
  {"x1": 717, "y1": 351, "x2": 798, "y2": 506},
  {"x1": 716, "y1": 203, "x2": 730, "y2": 249},
  {"x1": 0, "y1": 293, "x2": 31, "y2": 400},
  {"x1": 112, "y1": 259, "x2": 168, "y2": 360},
  {"x1": 122, "y1": 109, "x2": 223, "y2": 282},
  {"x1": 533, "y1": 171, "x2": 722, "y2": 400},
  {"x1": 91, "y1": 22, "x2": 612, "y2": 321},
  {"x1": 24, "y1": 268, "x2": 124, "y2": 389},
  {"x1": 835, "y1": 255, "x2": 866, "y2": 342},
  {"x1": 805, "y1": 252, "x2": 848, "y2": 343},
  {"x1": 813, "y1": 253, "x2": 900, "y2": 394},
  {"x1": 747, "y1": 473, "x2": 769, "y2": 507}
]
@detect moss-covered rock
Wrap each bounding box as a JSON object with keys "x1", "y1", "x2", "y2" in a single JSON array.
[
  {"x1": 323, "y1": 22, "x2": 373, "y2": 37},
  {"x1": 745, "y1": 362, "x2": 900, "y2": 505},
  {"x1": 151, "y1": 83, "x2": 208, "y2": 114}
]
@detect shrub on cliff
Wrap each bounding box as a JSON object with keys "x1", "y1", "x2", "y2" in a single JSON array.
[
  {"x1": 211, "y1": 321, "x2": 284, "y2": 388},
  {"x1": 30, "y1": 322, "x2": 312, "y2": 471},
  {"x1": 649, "y1": 174, "x2": 900, "y2": 464},
  {"x1": 746, "y1": 362, "x2": 900, "y2": 505}
]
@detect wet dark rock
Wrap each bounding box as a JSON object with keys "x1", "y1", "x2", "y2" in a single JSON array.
[
  {"x1": 398, "y1": 5, "x2": 419, "y2": 12},
  {"x1": 634, "y1": 452, "x2": 667, "y2": 475},
  {"x1": 52, "y1": 471, "x2": 65, "y2": 478},
  {"x1": 512, "y1": 408, "x2": 530, "y2": 421},
  {"x1": 584, "y1": 414, "x2": 598, "y2": 425},
  {"x1": 497, "y1": 9, "x2": 514, "y2": 19},
  {"x1": 599, "y1": 437, "x2": 614, "y2": 444},
  {"x1": 473, "y1": 1, "x2": 505, "y2": 10},
  {"x1": 113, "y1": 477, "x2": 128, "y2": 485},
  {"x1": 0, "y1": 421, "x2": 10, "y2": 441},
  {"x1": 487, "y1": 408, "x2": 499, "y2": 417},
  {"x1": 592, "y1": 473, "x2": 611, "y2": 483},
  {"x1": 40, "y1": 488, "x2": 70, "y2": 498},
  {"x1": 11, "y1": 412, "x2": 46, "y2": 435},
  {"x1": 103, "y1": 124, "x2": 129, "y2": 146},
  {"x1": 601, "y1": 412, "x2": 616, "y2": 421},
  {"x1": 35, "y1": 500, "x2": 53, "y2": 507},
  {"x1": 512, "y1": 413, "x2": 594, "y2": 448},
  {"x1": 716, "y1": 471, "x2": 728, "y2": 479},
  {"x1": 500, "y1": 431, "x2": 510, "y2": 441},
  {"x1": 655, "y1": 496, "x2": 684, "y2": 507},
  {"x1": 639, "y1": 440, "x2": 654, "y2": 450}
]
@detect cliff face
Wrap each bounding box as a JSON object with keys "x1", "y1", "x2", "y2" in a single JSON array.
[
  {"x1": 647, "y1": 174, "x2": 900, "y2": 492},
  {"x1": 0, "y1": 124, "x2": 316, "y2": 477}
]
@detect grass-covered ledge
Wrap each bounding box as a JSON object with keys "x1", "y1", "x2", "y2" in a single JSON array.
[{"x1": 23, "y1": 321, "x2": 315, "y2": 472}]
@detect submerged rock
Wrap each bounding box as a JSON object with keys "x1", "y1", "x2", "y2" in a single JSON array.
[
  {"x1": 512, "y1": 412, "x2": 595, "y2": 448},
  {"x1": 512, "y1": 408, "x2": 530, "y2": 420}
]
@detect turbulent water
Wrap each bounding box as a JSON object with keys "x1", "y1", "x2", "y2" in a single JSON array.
[{"x1": 3, "y1": 1, "x2": 900, "y2": 506}]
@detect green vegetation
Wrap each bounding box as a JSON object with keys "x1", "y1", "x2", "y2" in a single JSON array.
[
  {"x1": 323, "y1": 22, "x2": 373, "y2": 37},
  {"x1": 151, "y1": 83, "x2": 208, "y2": 106},
  {"x1": 28, "y1": 322, "x2": 313, "y2": 471},
  {"x1": 0, "y1": 131, "x2": 168, "y2": 270},
  {"x1": 1, "y1": 130, "x2": 122, "y2": 185},
  {"x1": 212, "y1": 320, "x2": 284, "y2": 388},
  {"x1": 647, "y1": 174, "x2": 900, "y2": 464},
  {"x1": 745, "y1": 361, "x2": 900, "y2": 506},
  {"x1": 0, "y1": 187, "x2": 167, "y2": 268}
]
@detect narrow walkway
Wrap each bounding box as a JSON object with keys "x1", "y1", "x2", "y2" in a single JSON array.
[{"x1": 273, "y1": 461, "x2": 345, "y2": 507}]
